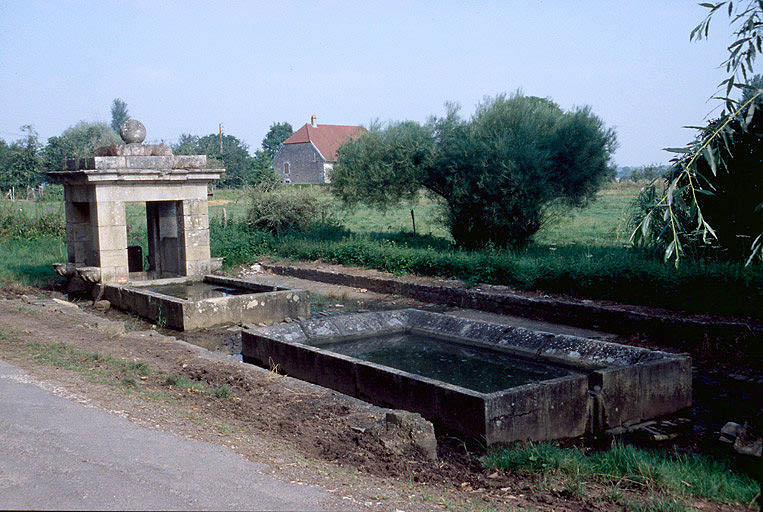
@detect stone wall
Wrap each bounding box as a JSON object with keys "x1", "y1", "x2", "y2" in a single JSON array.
[{"x1": 272, "y1": 143, "x2": 325, "y2": 183}]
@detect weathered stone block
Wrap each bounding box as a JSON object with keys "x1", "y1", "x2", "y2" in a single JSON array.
[
  {"x1": 93, "y1": 156, "x2": 127, "y2": 169},
  {"x1": 94, "y1": 201, "x2": 126, "y2": 227},
  {"x1": 124, "y1": 156, "x2": 176, "y2": 169},
  {"x1": 64, "y1": 185, "x2": 93, "y2": 203},
  {"x1": 173, "y1": 155, "x2": 207, "y2": 168},
  {"x1": 182, "y1": 199, "x2": 209, "y2": 216},
  {"x1": 183, "y1": 244, "x2": 211, "y2": 263},
  {"x1": 98, "y1": 249, "x2": 129, "y2": 268},
  {"x1": 181, "y1": 214, "x2": 209, "y2": 231},
  {"x1": 96, "y1": 226, "x2": 127, "y2": 251},
  {"x1": 183, "y1": 229, "x2": 210, "y2": 247}
]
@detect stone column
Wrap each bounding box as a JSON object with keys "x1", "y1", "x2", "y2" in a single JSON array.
[
  {"x1": 178, "y1": 198, "x2": 211, "y2": 277},
  {"x1": 93, "y1": 200, "x2": 128, "y2": 283},
  {"x1": 63, "y1": 185, "x2": 96, "y2": 266},
  {"x1": 64, "y1": 201, "x2": 91, "y2": 265}
]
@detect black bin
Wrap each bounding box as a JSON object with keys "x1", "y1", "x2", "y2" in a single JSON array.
[{"x1": 127, "y1": 245, "x2": 143, "y2": 272}]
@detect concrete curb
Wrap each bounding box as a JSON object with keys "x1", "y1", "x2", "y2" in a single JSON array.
[{"x1": 260, "y1": 263, "x2": 763, "y2": 346}]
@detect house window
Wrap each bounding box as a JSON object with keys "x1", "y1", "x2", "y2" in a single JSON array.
[{"x1": 283, "y1": 162, "x2": 290, "y2": 177}]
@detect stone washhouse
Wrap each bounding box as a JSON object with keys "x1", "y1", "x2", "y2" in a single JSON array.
[{"x1": 49, "y1": 120, "x2": 224, "y2": 286}]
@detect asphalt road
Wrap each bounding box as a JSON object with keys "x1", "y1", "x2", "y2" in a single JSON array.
[{"x1": 0, "y1": 359, "x2": 341, "y2": 511}]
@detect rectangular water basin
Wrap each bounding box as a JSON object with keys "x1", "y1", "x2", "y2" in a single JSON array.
[
  {"x1": 316, "y1": 332, "x2": 572, "y2": 393},
  {"x1": 242, "y1": 309, "x2": 691, "y2": 444},
  {"x1": 103, "y1": 275, "x2": 309, "y2": 330}
]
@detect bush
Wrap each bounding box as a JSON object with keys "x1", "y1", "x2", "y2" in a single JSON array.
[{"x1": 245, "y1": 185, "x2": 337, "y2": 234}]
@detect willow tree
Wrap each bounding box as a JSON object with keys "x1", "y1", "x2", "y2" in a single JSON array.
[
  {"x1": 331, "y1": 93, "x2": 616, "y2": 249},
  {"x1": 630, "y1": 2, "x2": 763, "y2": 265}
]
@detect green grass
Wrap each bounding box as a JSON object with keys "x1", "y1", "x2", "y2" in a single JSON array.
[
  {"x1": 26, "y1": 341, "x2": 151, "y2": 388},
  {"x1": 481, "y1": 442, "x2": 759, "y2": 506},
  {"x1": 625, "y1": 495, "x2": 690, "y2": 512},
  {"x1": 0, "y1": 236, "x2": 66, "y2": 289},
  {"x1": 164, "y1": 374, "x2": 234, "y2": 399}
]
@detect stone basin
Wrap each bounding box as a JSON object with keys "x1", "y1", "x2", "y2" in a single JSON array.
[
  {"x1": 102, "y1": 275, "x2": 310, "y2": 330},
  {"x1": 242, "y1": 309, "x2": 692, "y2": 444}
]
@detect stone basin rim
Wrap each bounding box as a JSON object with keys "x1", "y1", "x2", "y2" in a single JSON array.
[{"x1": 261, "y1": 329, "x2": 586, "y2": 398}]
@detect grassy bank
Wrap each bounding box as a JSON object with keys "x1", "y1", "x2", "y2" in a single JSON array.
[
  {"x1": 210, "y1": 220, "x2": 763, "y2": 318},
  {"x1": 481, "y1": 442, "x2": 759, "y2": 509}
]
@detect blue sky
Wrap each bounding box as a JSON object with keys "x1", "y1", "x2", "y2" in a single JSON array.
[{"x1": 0, "y1": 1, "x2": 755, "y2": 166}]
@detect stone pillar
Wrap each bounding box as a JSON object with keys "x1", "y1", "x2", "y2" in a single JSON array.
[
  {"x1": 63, "y1": 185, "x2": 99, "y2": 266},
  {"x1": 92, "y1": 200, "x2": 128, "y2": 283},
  {"x1": 64, "y1": 201, "x2": 93, "y2": 265},
  {"x1": 178, "y1": 198, "x2": 211, "y2": 277}
]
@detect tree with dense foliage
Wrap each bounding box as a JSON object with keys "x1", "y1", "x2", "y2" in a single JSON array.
[
  {"x1": 41, "y1": 121, "x2": 120, "y2": 173},
  {"x1": 331, "y1": 93, "x2": 617, "y2": 249},
  {"x1": 110, "y1": 98, "x2": 129, "y2": 133},
  {"x1": 0, "y1": 140, "x2": 12, "y2": 182},
  {"x1": 261, "y1": 122, "x2": 293, "y2": 159},
  {"x1": 249, "y1": 149, "x2": 280, "y2": 188},
  {"x1": 631, "y1": 2, "x2": 762, "y2": 265},
  {"x1": 174, "y1": 132, "x2": 271, "y2": 187},
  {"x1": 0, "y1": 126, "x2": 43, "y2": 194},
  {"x1": 631, "y1": 82, "x2": 762, "y2": 262}
]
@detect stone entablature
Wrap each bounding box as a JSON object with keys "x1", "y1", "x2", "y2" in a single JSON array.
[{"x1": 48, "y1": 122, "x2": 224, "y2": 286}]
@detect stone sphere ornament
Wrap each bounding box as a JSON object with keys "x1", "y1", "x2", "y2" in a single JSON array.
[{"x1": 120, "y1": 119, "x2": 146, "y2": 144}]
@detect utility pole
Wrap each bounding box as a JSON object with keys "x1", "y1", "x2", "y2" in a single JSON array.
[{"x1": 218, "y1": 123, "x2": 223, "y2": 153}]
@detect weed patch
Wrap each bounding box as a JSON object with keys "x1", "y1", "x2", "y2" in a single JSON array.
[
  {"x1": 213, "y1": 383, "x2": 232, "y2": 399},
  {"x1": 481, "y1": 442, "x2": 759, "y2": 506},
  {"x1": 25, "y1": 342, "x2": 152, "y2": 388},
  {"x1": 0, "y1": 201, "x2": 65, "y2": 239},
  {"x1": 164, "y1": 374, "x2": 234, "y2": 400}
]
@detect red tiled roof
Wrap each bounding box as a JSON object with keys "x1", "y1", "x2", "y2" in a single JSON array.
[{"x1": 283, "y1": 123, "x2": 365, "y2": 161}]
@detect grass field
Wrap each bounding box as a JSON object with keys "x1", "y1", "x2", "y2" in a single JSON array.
[{"x1": 207, "y1": 181, "x2": 642, "y2": 246}]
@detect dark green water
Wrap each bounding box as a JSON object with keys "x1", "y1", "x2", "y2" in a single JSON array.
[
  {"x1": 317, "y1": 333, "x2": 569, "y2": 393},
  {"x1": 145, "y1": 282, "x2": 253, "y2": 300}
]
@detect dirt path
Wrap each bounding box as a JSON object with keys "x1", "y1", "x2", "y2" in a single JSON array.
[{"x1": 0, "y1": 291, "x2": 753, "y2": 511}]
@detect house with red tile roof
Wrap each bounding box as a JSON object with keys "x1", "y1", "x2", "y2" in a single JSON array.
[{"x1": 272, "y1": 115, "x2": 365, "y2": 183}]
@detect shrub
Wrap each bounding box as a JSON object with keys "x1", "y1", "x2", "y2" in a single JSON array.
[{"x1": 245, "y1": 185, "x2": 337, "y2": 234}]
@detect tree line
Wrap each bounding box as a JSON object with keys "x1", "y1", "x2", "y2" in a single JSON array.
[{"x1": 0, "y1": 98, "x2": 293, "y2": 195}]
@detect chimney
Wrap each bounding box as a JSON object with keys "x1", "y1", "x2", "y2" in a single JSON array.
[{"x1": 311, "y1": 114, "x2": 317, "y2": 128}]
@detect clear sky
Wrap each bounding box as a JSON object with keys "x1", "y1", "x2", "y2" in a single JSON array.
[{"x1": 0, "y1": 1, "x2": 756, "y2": 166}]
